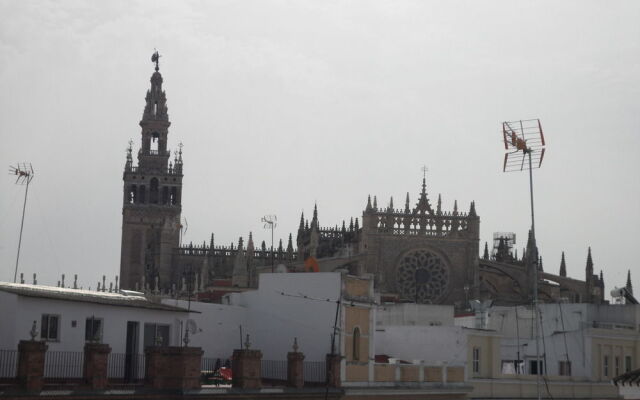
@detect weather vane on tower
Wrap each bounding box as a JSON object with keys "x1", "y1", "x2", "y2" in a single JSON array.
[{"x1": 151, "y1": 49, "x2": 161, "y2": 72}]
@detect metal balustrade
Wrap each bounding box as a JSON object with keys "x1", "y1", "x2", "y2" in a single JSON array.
[
  {"x1": 44, "y1": 351, "x2": 83, "y2": 380},
  {"x1": 0, "y1": 350, "x2": 17, "y2": 378}
]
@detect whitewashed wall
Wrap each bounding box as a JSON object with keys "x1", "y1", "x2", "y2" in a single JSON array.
[
  {"x1": 374, "y1": 325, "x2": 467, "y2": 366},
  {"x1": 161, "y1": 272, "x2": 342, "y2": 362},
  {"x1": 0, "y1": 291, "x2": 189, "y2": 354},
  {"x1": 159, "y1": 299, "x2": 247, "y2": 360}
]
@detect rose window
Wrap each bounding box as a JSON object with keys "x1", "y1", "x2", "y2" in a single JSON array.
[{"x1": 396, "y1": 249, "x2": 449, "y2": 303}]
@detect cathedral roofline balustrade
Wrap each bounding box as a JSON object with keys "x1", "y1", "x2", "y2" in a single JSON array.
[{"x1": 177, "y1": 244, "x2": 299, "y2": 260}]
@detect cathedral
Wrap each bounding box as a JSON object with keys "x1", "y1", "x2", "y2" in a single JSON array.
[{"x1": 119, "y1": 55, "x2": 606, "y2": 309}]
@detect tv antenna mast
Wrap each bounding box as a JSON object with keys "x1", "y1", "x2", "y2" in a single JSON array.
[
  {"x1": 501, "y1": 119, "x2": 545, "y2": 400},
  {"x1": 8, "y1": 163, "x2": 35, "y2": 283},
  {"x1": 261, "y1": 215, "x2": 277, "y2": 272}
]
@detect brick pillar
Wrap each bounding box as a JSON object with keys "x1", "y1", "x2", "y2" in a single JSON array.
[
  {"x1": 326, "y1": 353, "x2": 341, "y2": 388},
  {"x1": 287, "y1": 351, "x2": 305, "y2": 388},
  {"x1": 231, "y1": 349, "x2": 262, "y2": 389},
  {"x1": 145, "y1": 347, "x2": 203, "y2": 390},
  {"x1": 83, "y1": 343, "x2": 111, "y2": 389},
  {"x1": 17, "y1": 340, "x2": 48, "y2": 392}
]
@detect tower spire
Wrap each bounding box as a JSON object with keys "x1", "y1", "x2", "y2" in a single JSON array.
[
  {"x1": 483, "y1": 242, "x2": 489, "y2": 260},
  {"x1": 626, "y1": 269, "x2": 633, "y2": 295},
  {"x1": 586, "y1": 247, "x2": 594, "y2": 277},
  {"x1": 312, "y1": 203, "x2": 318, "y2": 229},
  {"x1": 415, "y1": 169, "x2": 433, "y2": 214},
  {"x1": 559, "y1": 251, "x2": 567, "y2": 277},
  {"x1": 405, "y1": 192, "x2": 410, "y2": 213}
]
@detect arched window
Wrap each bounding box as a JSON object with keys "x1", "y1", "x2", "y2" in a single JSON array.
[
  {"x1": 162, "y1": 187, "x2": 169, "y2": 204},
  {"x1": 352, "y1": 327, "x2": 361, "y2": 361},
  {"x1": 138, "y1": 185, "x2": 146, "y2": 204},
  {"x1": 150, "y1": 132, "x2": 159, "y2": 153},
  {"x1": 128, "y1": 185, "x2": 137, "y2": 204},
  {"x1": 150, "y1": 178, "x2": 159, "y2": 204}
]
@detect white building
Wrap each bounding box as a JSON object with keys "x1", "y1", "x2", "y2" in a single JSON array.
[
  {"x1": 162, "y1": 272, "x2": 342, "y2": 361},
  {"x1": 0, "y1": 282, "x2": 193, "y2": 355}
]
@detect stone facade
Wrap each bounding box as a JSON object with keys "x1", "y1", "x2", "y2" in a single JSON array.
[{"x1": 119, "y1": 58, "x2": 604, "y2": 309}]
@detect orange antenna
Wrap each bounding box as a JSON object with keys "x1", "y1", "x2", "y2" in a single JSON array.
[
  {"x1": 499, "y1": 118, "x2": 546, "y2": 400},
  {"x1": 502, "y1": 119, "x2": 546, "y2": 172}
]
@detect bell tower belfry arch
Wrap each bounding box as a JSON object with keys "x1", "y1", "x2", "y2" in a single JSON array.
[{"x1": 120, "y1": 51, "x2": 183, "y2": 291}]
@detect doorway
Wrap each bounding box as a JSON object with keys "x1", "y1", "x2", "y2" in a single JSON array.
[{"x1": 124, "y1": 321, "x2": 139, "y2": 382}]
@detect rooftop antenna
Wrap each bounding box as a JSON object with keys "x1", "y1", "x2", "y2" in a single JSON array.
[
  {"x1": 8, "y1": 163, "x2": 34, "y2": 283},
  {"x1": 261, "y1": 215, "x2": 277, "y2": 272},
  {"x1": 501, "y1": 119, "x2": 545, "y2": 400}
]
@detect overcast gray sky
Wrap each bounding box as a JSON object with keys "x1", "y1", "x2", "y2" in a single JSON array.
[{"x1": 1, "y1": 0, "x2": 638, "y2": 295}]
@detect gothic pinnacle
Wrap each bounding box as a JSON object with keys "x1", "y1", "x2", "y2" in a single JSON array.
[
  {"x1": 586, "y1": 247, "x2": 593, "y2": 274},
  {"x1": 453, "y1": 200, "x2": 458, "y2": 214},
  {"x1": 389, "y1": 196, "x2": 394, "y2": 211},
  {"x1": 373, "y1": 196, "x2": 377, "y2": 210},
  {"x1": 437, "y1": 194, "x2": 442, "y2": 215},
  {"x1": 287, "y1": 234, "x2": 293, "y2": 251},
  {"x1": 366, "y1": 195, "x2": 372, "y2": 211},
  {"x1": 626, "y1": 269, "x2": 633, "y2": 295},
  {"x1": 405, "y1": 192, "x2": 410, "y2": 213},
  {"x1": 469, "y1": 201, "x2": 477, "y2": 217},
  {"x1": 559, "y1": 251, "x2": 567, "y2": 277},
  {"x1": 483, "y1": 242, "x2": 489, "y2": 260}
]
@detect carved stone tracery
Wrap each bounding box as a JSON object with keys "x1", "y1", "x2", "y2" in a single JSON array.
[{"x1": 396, "y1": 249, "x2": 450, "y2": 303}]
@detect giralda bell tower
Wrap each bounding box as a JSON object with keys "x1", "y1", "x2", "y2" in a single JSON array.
[{"x1": 120, "y1": 51, "x2": 183, "y2": 291}]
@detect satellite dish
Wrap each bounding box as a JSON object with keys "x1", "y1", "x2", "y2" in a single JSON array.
[
  {"x1": 276, "y1": 264, "x2": 288, "y2": 273},
  {"x1": 610, "y1": 287, "x2": 624, "y2": 298},
  {"x1": 186, "y1": 319, "x2": 200, "y2": 335}
]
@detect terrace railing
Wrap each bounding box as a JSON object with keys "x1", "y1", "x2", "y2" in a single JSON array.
[{"x1": 0, "y1": 350, "x2": 17, "y2": 379}]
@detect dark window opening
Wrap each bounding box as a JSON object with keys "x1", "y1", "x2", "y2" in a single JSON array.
[
  {"x1": 559, "y1": 361, "x2": 571, "y2": 376},
  {"x1": 85, "y1": 317, "x2": 103, "y2": 342},
  {"x1": 170, "y1": 187, "x2": 177, "y2": 205},
  {"x1": 41, "y1": 314, "x2": 60, "y2": 341},
  {"x1": 150, "y1": 178, "x2": 159, "y2": 204},
  {"x1": 529, "y1": 360, "x2": 544, "y2": 375},
  {"x1": 162, "y1": 187, "x2": 169, "y2": 205},
  {"x1": 138, "y1": 186, "x2": 146, "y2": 204},
  {"x1": 352, "y1": 327, "x2": 361, "y2": 361},
  {"x1": 143, "y1": 323, "x2": 170, "y2": 348}
]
